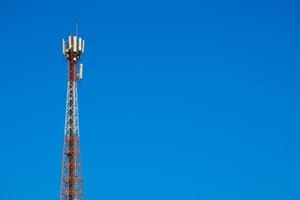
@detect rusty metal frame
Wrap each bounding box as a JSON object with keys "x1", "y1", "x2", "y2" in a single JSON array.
[{"x1": 60, "y1": 35, "x2": 84, "y2": 200}]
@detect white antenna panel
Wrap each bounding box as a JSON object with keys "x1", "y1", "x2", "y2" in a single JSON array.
[
  {"x1": 82, "y1": 40, "x2": 85, "y2": 53},
  {"x1": 73, "y1": 36, "x2": 77, "y2": 52},
  {"x1": 62, "y1": 39, "x2": 65, "y2": 54},
  {"x1": 78, "y1": 37, "x2": 82, "y2": 51},
  {"x1": 68, "y1": 36, "x2": 72, "y2": 49},
  {"x1": 79, "y1": 64, "x2": 83, "y2": 80}
]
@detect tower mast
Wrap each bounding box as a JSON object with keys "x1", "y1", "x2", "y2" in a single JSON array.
[{"x1": 60, "y1": 32, "x2": 85, "y2": 200}]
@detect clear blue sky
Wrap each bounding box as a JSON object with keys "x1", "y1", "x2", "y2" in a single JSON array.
[{"x1": 0, "y1": 0, "x2": 300, "y2": 199}]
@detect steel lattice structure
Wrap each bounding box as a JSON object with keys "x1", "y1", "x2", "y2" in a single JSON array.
[{"x1": 60, "y1": 34, "x2": 85, "y2": 200}]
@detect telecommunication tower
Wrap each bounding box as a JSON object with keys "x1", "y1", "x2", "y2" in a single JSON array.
[{"x1": 60, "y1": 32, "x2": 85, "y2": 200}]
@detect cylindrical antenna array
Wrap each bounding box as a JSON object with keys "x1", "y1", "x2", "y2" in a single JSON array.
[
  {"x1": 62, "y1": 34, "x2": 85, "y2": 80},
  {"x1": 63, "y1": 35, "x2": 85, "y2": 56}
]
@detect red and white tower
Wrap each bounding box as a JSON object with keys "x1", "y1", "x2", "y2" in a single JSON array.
[{"x1": 60, "y1": 33, "x2": 85, "y2": 200}]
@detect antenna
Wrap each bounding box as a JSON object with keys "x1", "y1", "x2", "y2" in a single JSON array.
[{"x1": 76, "y1": 23, "x2": 78, "y2": 37}]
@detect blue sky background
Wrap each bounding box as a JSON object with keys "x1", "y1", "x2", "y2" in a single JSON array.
[{"x1": 0, "y1": 0, "x2": 300, "y2": 199}]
